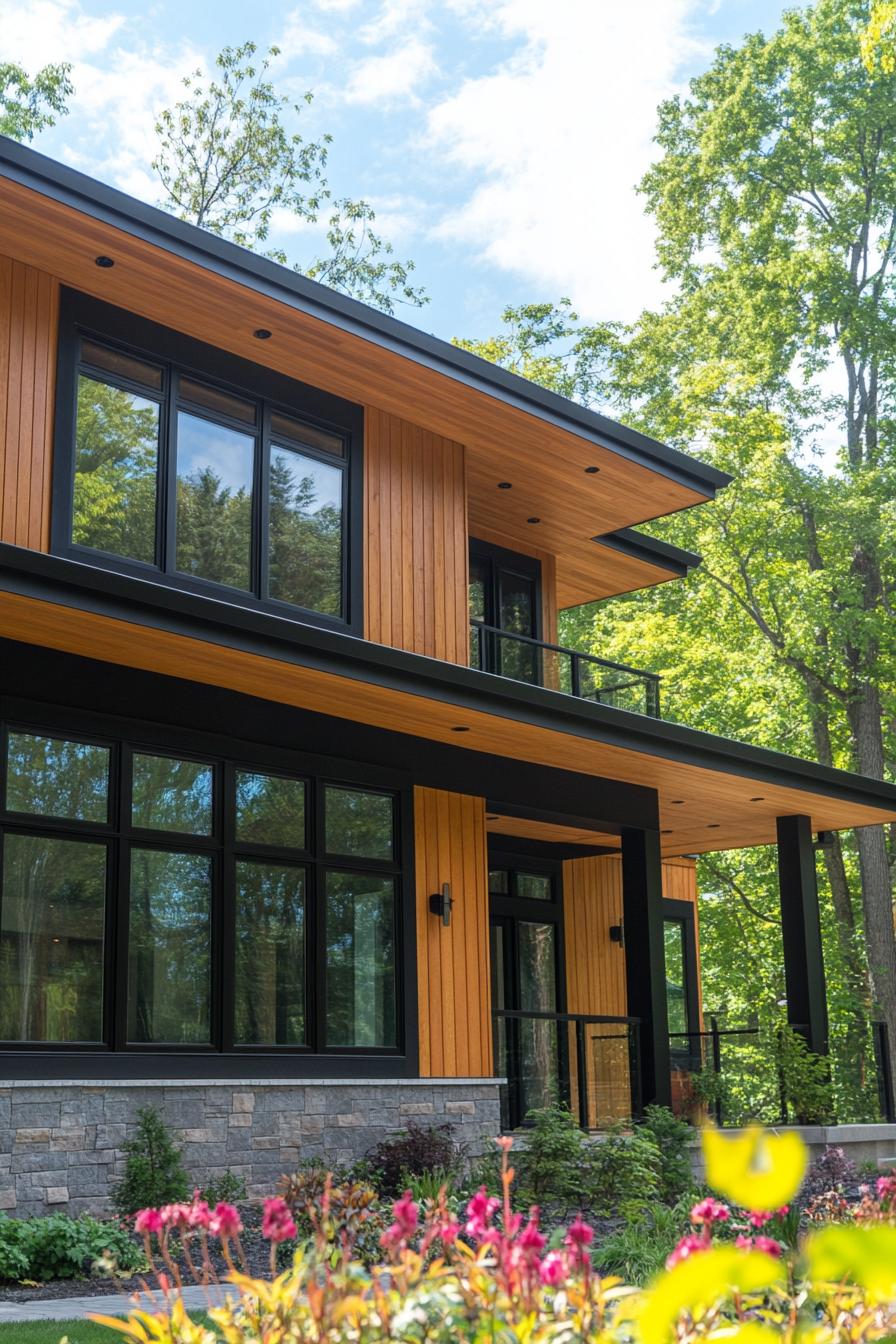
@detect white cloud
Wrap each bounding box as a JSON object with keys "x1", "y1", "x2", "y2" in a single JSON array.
[
  {"x1": 358, "y1": 0, "x2": 432, "y2": 45},
  {"x1": 311, "y1": 0, "x2": 361, "y2": 10},
  {"x1": 277, "y1": 11, "x2": 339, "y2": 58},
  {"x1": 0, "y1": 0, "x2": 124, "y2": 65},
  {"x1": 426, "y1": 0, "x2": 707, "y2": 322},
  {"x1": 344, "y1": 36, "x2": 437, "y2": 105}
]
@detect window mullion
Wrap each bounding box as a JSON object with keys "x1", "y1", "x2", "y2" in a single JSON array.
[
  {"x1": 162, "y1": 365, "x2": 178, "y2": 574},
  {"x1": 258, "y1": 403, "x2": 271, "y2": 602}
]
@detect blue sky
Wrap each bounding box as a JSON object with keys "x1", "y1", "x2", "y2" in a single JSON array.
[{"x1": 3, "y1": 0, "x2": 793, "y2": 345}]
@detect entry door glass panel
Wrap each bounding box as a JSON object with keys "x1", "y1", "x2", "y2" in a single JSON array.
[
  {"x1": 518, "y1": 921, "x2": 559, "y2": 1114},
  {"x1": 498, "y1": 570, "x2": 538, "y2": 684}
]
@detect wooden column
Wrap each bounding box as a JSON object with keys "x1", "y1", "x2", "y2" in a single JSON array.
[
  {"x1": 621, "y1": 827, "x2": 672, "y2": 1108},
  {"x1": 776, "y1": 814, "x2": 828, "y2": 1056}
]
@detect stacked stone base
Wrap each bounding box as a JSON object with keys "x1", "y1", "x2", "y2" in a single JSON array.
[{"x1": 0, "y1": 1078, "x2": 503, "y2": 1217}]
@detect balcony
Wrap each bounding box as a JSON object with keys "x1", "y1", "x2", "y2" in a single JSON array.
[{"x1": 470, "y1": 620, "x2": 661, "y2": 717}]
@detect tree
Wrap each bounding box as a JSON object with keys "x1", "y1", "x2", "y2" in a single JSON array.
[
  {"x1": 0, "y1": 59, "x2": 71, "y2": 141},
  {"x1": 153, "y1": 42, "x2": 426, "y2": 314}
]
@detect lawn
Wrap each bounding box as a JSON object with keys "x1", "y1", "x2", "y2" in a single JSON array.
[{"x1": 0, "y1": 1314, "x2": 215, "y2": 1343}]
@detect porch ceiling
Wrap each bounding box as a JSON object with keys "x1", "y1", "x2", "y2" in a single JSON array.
[
  {"x1": 2, "y1": 549, "x2": 895, "y2": 860},
  {"x1": 485, "y1": 814, "x2": 620, "y2": 848}
]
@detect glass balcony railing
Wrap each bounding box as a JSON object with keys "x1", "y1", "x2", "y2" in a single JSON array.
[{"x1": 470, "y1": 619, "x2": 661, "y2": 717}]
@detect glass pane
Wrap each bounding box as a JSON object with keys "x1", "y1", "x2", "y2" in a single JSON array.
[
  {"x1": 519, "y1": 921, "x2": 558, "y2": 1115},
  {"x1": 235, "y1": 772, "x2": 305, "y2": 849},
  {"x1": 73, "y1": 374, "x2": 159, "y2": 564},
  {"x1": 268, "y1": 445, "x2": 343, "y2": 616},
  {"x1": 665, "y1": 920, "x2": 689, "y2": 1036},
  {"x1": 469, "y1": 558, "x2": 487, "y2": 623},
  {"x1": 271, "y1": 411, "x2": 344, "y2": 458},
  {"x1": 516, "y1": 872, "x2": 552, "y2": 902},
  {"x1": 325, "y1": 787, "x2": 393, "y2": 860},
  {"x1": 127, "y1": 848, "x2": 211, "y2": 1043},
  {"x1": 80, "y1": 340, "x2": 163, "y2": 391},
  {"x1": 490, "y1": 922, "x2": 510, "y2": 1131},
  {"x1": 6, "y1": 732, "x2": 109, "y2": 823},
  {"x1": 325, "y1": 872, "x2": 396, "y2": 1047},
  {"x1": 234, "y1": 860, "x2": 305, "y2": 1045},
  {"x1": 500, "y1": 571, "x2": 535, "y2": 637},
  {"x1": 132, "y1": 754, "x2": 213, "y2": 835},
  {"x1": 176, "y1": 410, "x2": 254, "y2": 590},
  {"x1": 179, "y1": 377, "x2": 256, "y2": 425},
  {"x1": 0, "y1": 835, "x2": 106, "y2": 1042},
  {"x1": 488, "y1": 869, "x2": 509, "y2": 895}
]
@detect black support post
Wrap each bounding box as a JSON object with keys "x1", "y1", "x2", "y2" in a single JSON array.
[
  {"x1": 776, "y1": 814, "x2": 828, "y2": 1057},
  {"x1": 621, "y1": 826, "x2": 672, "y2": 1108}
]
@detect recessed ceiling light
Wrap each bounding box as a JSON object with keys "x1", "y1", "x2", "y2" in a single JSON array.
[
  {"x1": 527, "y1": 517, "x2": 541, "y2": 524},
  {"x1": 95, "y1": 255, "x2": 114, "y2": 268},
  {"x1": 254, "y1": 328, "x2": 272, "y2": 340},
  {"x1": 707, "y1": 823, "x2": 720, "y2": 829},
  {"x1": 750, "y1": 796, "x2": 765, "y2": 802},
  {"x1": 497, "y1": 481, "x2": 512, "y2": 489},
  {"x1": 451, "y1": 725, "x2": 470, "y2": 732},
  {"x1": 486, "y1": 814, "x2": 500, "y2": 821},
  {"x1": 584, "y1": 466, "x2": 600, "y2": 474},
  {"x1": 670, "y1": 799, "x2": 685, "y2": 805},
  {"x1": 661, "y1": 829, "x2": 672, "y2": 835}
]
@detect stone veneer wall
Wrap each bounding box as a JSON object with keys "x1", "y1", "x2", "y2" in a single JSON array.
[{"x1": 0, "y1": 1079, "x2": 503, "y2": 1217}]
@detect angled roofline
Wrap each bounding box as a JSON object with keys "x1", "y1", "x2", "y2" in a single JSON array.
[
  {"x1": 2, "y1": 542, "x2": 894, "y2": 819},
  {"x1": 0, "y1": 135, "x2": 732, "y2": 498},
  {"x1": 592, "y1": 527, "x2": 701, "y2": 578}
]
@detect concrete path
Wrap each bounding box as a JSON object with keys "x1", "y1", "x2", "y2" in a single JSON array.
[{"x1": 0, "y1": 1283, "x2": 230, "y2": 1322}]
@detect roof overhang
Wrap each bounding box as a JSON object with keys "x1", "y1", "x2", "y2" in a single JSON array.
[{"x1": 1, "y1": 543, "x2": 893, "y2": 858}]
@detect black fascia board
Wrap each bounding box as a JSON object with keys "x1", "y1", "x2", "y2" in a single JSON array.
[
  {"x1": 0, "y1": 135, "x2": 730, "y2": 499},
  {"x1": 486, "y1": 833, "x2": 618, "y2": 861},
  {"x1": 592, "y1": 527, "x2": 702, "y2": 577},
  {"x1": 2, "y1": 541, "x2": 896, "y2": 816}
]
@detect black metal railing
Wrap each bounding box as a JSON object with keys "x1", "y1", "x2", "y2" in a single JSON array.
[
  {"x1": 493, "y1": 1008, "x2": 641, "y2": 1131},
  {"x1": 470, "y1": 620, "x2": 661, "y2": 717},
  {"x1": 670, "y1": 1017, "x2": 896, "y2": 1127}
]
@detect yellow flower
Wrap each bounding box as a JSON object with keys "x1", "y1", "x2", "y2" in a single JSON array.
[
  {"x1": 637, "y1": 1246, "x2": 783, "y2": 1344},
  {"x1": 702, "y1": 1125, "x2": 807, "y2": 1212}
]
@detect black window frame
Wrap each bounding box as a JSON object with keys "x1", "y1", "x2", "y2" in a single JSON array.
[
  {"x1": 0, "y1": 698, "x2": 415, "y2": 1078},
  {"x1": 52, "y1": 288, "x2": 365, "y2": 636},
  {"x1": 663, "y1": 897, "x2": 701, "y2": 1059}
]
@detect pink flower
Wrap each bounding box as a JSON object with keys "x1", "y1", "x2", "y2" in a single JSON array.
[
  {"x1": 261, "y1": 1197, "x2": 297, "y2": 1244},
  {"x1": 754, "y1": 1235, "x2": 782, "y2": 1257},
  {"x1": 435, "y1": 1218, "x2": 461, "y2": 1246},
  {"x1": 735, "y1": 1234, "x2": 754, "y2": 1250},
  {"x1": 185, "y1": 1199, "x2": 211, "y2": 1230},
  {"x1": 465, "y1": 1187, "x2": 501, "y2": 1240},
  {"x1": 159, "y1": 1203, "x2": 190, "y2": 1229},
  {"x1": 134, "y1": 1208, "x2": 163, "y2": 1235},
  {"x1": 691, "y1": 1197, "x2": 730, "y2": 1226},
  {"x1": 564, "y1": 1216, "x2": 594, "y2": 1267},
  {"x1": 392, "y1": 1192, "x2": 419, "y2": 1238},
  {"x1": 666, "y1": 1233, "x2": 707, "y2": 1269},
  {"x1": 539, "y1": 1250, "x2": 567, "y2": 1285},
  {"x1": 747, "y1": 1209, "x2": 773, "y2": 1229},
  {"x1": 877, "y1": 1176, "x2": 896, "y2": 1201},
  {"x1": 519, "y1": 1210, "x2": 546, "y2": 1257},
  {"x1": 209, "y1": 1202, "x2": 242, "y2": 1238}
]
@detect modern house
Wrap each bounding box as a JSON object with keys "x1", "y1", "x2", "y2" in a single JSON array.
[{"x1": 1, "y1": 135, "x2": 896, "y2": 1216}]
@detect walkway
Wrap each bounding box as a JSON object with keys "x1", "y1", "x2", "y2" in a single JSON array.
[{"x1": 0, "y1": 1283, "x2": 230, "y2": 1322}]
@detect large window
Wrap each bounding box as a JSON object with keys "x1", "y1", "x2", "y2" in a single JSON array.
[
  {"x1": 53, "y1": 291, "x2": 362, "y2": 631},
  {"x1": 0, "y1": 717, "x2": 403, "y2": 1059}
]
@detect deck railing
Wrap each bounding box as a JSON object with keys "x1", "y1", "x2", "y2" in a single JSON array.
[
  {"x1": 470, "y1": 620, "x2": 661, "y2": 717},
  {"x1": 492, "y1": 1008, "x2": 642, "y2": 1131}
]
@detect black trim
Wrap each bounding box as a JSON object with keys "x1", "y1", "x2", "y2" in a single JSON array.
[
  {"x1": 663, "y1": 897, "x2": 700, "y2": 1042},
  {"x1": 776, "y1": 814, "x2": 828, "y2": 1057},
  {"x1": 2, "y1": 543, "x2": 895, "y2": 818},
  {"x1": 592, "y1": 527, "x2": 701, "y2": 578},
  {"x1": 0, "y1": 134, "x2": 730, "y2": 500},
  {"x1": 52, "y1": 289, "x2": 364, "y2": 635},
  {"x1": 487, "y1": 833, "x2": 617, "y2": 861}
]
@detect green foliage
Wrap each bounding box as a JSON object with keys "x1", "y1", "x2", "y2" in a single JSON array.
[
  {"x1": 583, "y1": 1125, "x2": 663, "y2": 1219},
  {"x1": 640, "y1": 1105, "x2": 695, "y2": 1204},
  {"x1": 362, "y1": 1124, "x2": 462, "y2": 1199},
  {"x1": 154, "y1": 41, "x2": 425, "y2": 314},
  {"x1": 0, "y1": 1212, "x2": 142, "y2": 1283},
  {"x1": 595, "y1": 1197, "x2": 692, "y2": 1283},
  {"x1": 777, "y1": 1023, "x2": 835, "y2": 1124},
  {"x1": 512, "y1": 1104, "x2": 587, "y2": 1205},
  {"x1": 111, "y1": 1107, "x2": 190, "y2": 1218},
  {"x1": 0, "y1": 60, "x2": 70, "y2": 141},
  {"x1": 200, "y1": 1170, "x2": 247, "y2": 1206}
]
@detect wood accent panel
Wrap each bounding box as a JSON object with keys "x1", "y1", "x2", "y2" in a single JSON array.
[
  {"x1": 414, "y1": 786, "x2": 492, "y2": 1078},
  {"x1": 1, "y1": 591, "x2": 894, "y2": 852},
  {"x1": 0, "y1": 258, "x2": 58, "y2": 549},
  {"x1": 563, "y1": 855, "x2": 699, "y2": 1122},
  {"x1": 364, "y1": 408, "x2": 469, "y2": 663},
  {"x1": 486, "y1": 815, "x2": 619, "y2": 847},
  {"x1": 0, "y1": 184, "x2": 710, "y2": 562}
]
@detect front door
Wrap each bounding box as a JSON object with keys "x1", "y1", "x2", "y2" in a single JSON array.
[
  {"x1": 488, "y1": 860, "x2": 566, "y2": 1129},
  {"x1": 469, "y1": 540, "x2": 541, "y2": 685}
]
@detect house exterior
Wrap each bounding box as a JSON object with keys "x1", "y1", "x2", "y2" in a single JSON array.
[{"x1": 1, "y1": 134, "x2": 896, "y2": 1216}]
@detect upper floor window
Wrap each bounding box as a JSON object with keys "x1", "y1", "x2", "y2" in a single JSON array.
[{"x1": 53, "y1": 291, "x2": 363, "y2": 631}]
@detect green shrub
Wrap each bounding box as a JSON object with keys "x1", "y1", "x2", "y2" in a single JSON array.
[
  {"x1": 583, "y1": 1125, "x2": 662, "y2": 1218},
  {"x1": 513, "y1": 1104, "x2": 587, "y2": 1205},
  {"x1": 595, "y1": 1198, "x2": 689, "y2": 1283},
  {"x1": 640, "y1": 1104, "x2": 695, "y2": 1204},
  {"x1": 200, "y1": 1170, "x2": 248, "y2": 1205},
  {"x1": 362, "y1": 1124, "x2": 462, "y2": 1197},
  {"x1": 777, "y1": 1024, "x2": 834, "y2": 1124},
  {"x1": 0, "y1": 1212, "x2": 143, "y2": 1283},
  {"x1": 111, "y1": 1106, "x2": 190, "y2": 1217}
]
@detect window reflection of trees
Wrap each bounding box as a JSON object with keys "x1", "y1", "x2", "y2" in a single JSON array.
[
  {"x1": 73, "y1": 377, "x2": 159, "y2": 564},
  {"x1": 128, "y1": 849, "x2": 212, "y2": 1044}
]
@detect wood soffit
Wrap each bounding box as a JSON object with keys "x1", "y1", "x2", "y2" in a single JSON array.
[{"x1": 0, "y1": 170, "x2": 716, "y2": 609}]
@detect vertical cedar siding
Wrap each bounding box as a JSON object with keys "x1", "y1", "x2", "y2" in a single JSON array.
[
  {"x1": 0, "y1": 258, "x2": 58, "y2": 549},
  {"x1": 414, "y1": 786, "x2": 493, "y2": 1078},
  {"x1": 364, "y1": 407, "x2": 469, "y2": 662}
]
